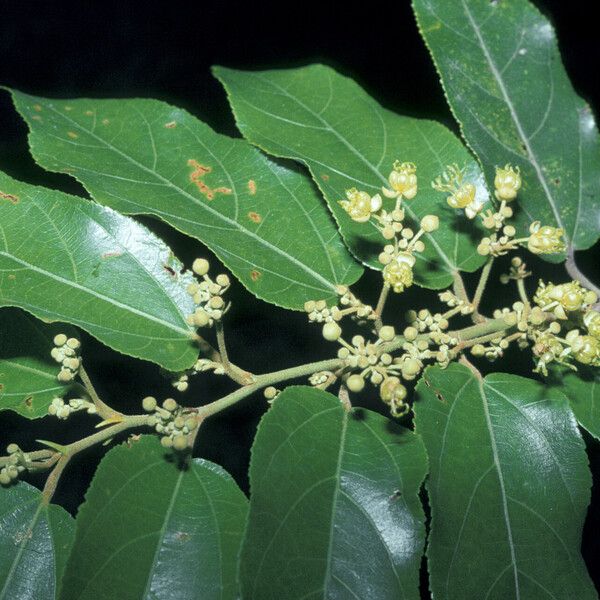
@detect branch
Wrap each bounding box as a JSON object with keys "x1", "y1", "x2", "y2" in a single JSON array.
[
  {"x1": 214, "y1": 321, "x2": 254, "y2": 385},
  {"x1": 471, "y1": 258, "x2": 494, "y2": 322},
  {"x1": 79, "y1": 365, "x2": 120, "y2": 420},
  {"x1": 373, "y1": 285, "x2": 390, "y2": 331}
]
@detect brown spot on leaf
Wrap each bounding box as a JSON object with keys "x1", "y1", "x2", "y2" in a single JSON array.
[
  {"x1": 64, "y1": 105, "x2": 74, "y2": 112},
  {"x1": 33, "y1": 104, "x2": 42, "y2": 112},
  {"x1": 321, "y1": 173, "x2": 330, "y2": 181},
  {"x1": 250, "y1": 270, "x2": 261, "y2": 282},
  {"x1": 67, "y1": 131, "x2": 79, "y2": 139},
  {"x1": 175, "y1": 531, "x2": 191, "y2": 542},
  {"x1": 7, "y1": 274, "x2": 16, "y2": 281},
  {"x1": 0, "y1": 383, "x2": 3, "y2": 392},
  {"x1": 101, "y1": 251, "x2": 122, "y2": 259},
  {"x1": 187, "y1": 159, "x2": 232, "y2": 200},
  {"x1": 0, "y1": 191, "x2": 19, "y2": 205},
  {"x1": 165, "y1": 121, "x2": 177, "y2": 129},
  {"x1": 85, "y1": 110, "x2": 94, "y2": 116},
  {"x1": 248, "y1": 211, "x2": 262, "y2": 223},
  {"x1": 24, "y1": 396, "x2": 33, "y2": 409},
  {"x1": 31, "y1": 115, "x2": 42, "y2": 122},
  {"x1": 102, "y1": 118, "x2": 110, "y2": 126},
  {"x1": 248, "y1": 179, "x2": 257, "y2": 195},
  {"x1": 163, "y1": 265, "x2": 176, "y2": 277}
]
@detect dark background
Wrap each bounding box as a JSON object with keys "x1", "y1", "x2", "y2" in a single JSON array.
[{"x1": 1, "y1": 0, "x2": 599, "y2": 594}]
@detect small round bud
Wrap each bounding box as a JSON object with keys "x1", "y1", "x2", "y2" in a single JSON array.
[
  {"x1": 322, "y1": 321, "x2": 342, "y2": 342},
  {"x1": 142, "y1": 396, "x2": 157, "y2": 413},
  {"x1": 0, "y1": 472, "x2": 11, "y2": 486},
  {"x1": 420, "y1": 214, "x2": 440, "y2": 233},
  {"x1": 209, "y1": 296, "x2": 225, "y2": 309},
  {"x1": 6, "y1": 443, "x2": 19, "y2": 454},
  {"x1": 53, "y1": 334, "x2": 67, "y2": 347},
  {"x1": 379, "y1": 325, "x2": 396, "y2": 342},
  {"x1": 66, "y1": 337, "x2": 80, "y2": 350},
  {"x1": 471, "y1": 344, "x2": 486, "y2": 356},
  {"x1": 185, "y1": 418, "x2": 197, "y2": 430},
  {"x1": 404, "y1": 326, "x2": 418, "y2": 342},
  {"x1": 174, "y1": 416, "x2": 186, "y2": 429},
  {"x1": 57, "y1": 369, "x2": 74, "y2": 383},
  {"x1": 503, "y1": 225, "x2": 516, "y2": 237},
  {"x1": 337, "y1": 347, "x2": 350, "y2": 359},
  {"x1": 160, "y1": 436, "x2": 173, "y2": 448},
  {"x1": 163, "y1": 398, "x2": 178, "y2": 412},
  {"x1": 192, "y1": 258, "x2": 210, "y2": 276},
  {"x1": 193, "y1": 309, "x2": 210, "y2": 327},
  {"x1": 172, "y1": 434, "x2": 188, "y2": 451},
  {"x1": 304, "y1": 300, "x2": 316, "y2": 313},
  {"x1": 264, "y1": 386, "x2": 278, "y2": 400},
  {"x1": 216, "y1": 274, "x2": 230, "y2": 287},
  {"x1": 347, "y1": 374, "x2": 365, "y2": 393}
]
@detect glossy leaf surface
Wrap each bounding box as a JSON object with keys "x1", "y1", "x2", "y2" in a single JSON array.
[
  {"x1": 559, "y1": 368, "x2": 600, "y2": 440},
  {"x1": 0, "y1": 482, "x2": 74, "y2": 600},
  {"x1": 413, "y1": 0, "x2": 600, "y2": 255},
  {"x1": 214, "y1": 64, "x2": 490, "y2": 288},
  {"x1": 239, "y1": 385, "x2": 428, "y2": 599},
  {"x1": 415, "y1": 364, "x2": 595, "y2": 599},
  {"x1": 10, "y1": 90, "x2": 362, "y2": 309},
  {"x1": 59, "y1": 436, "x2": 248, "y2": 600},
  {"x1": 0, "y1": 171, "x2": 198, "y2": 371}
]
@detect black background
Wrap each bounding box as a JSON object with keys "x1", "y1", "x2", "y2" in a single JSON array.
[{"x1": 1, "y1": 0, "x2": 599, "y2": 595}]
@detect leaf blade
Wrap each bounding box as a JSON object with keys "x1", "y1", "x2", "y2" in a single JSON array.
[
  {"x1": 239, "y1": 385, "x2": 428, "y2": 599},
  {"x1": 59, "y1": 436, "x2": 248, "y2": 600},
  {"x1": 412, "y1": 0, "x2": 600, "y2": 254},
  {"x1": 9, "y1": 90, "x2": 362, "y2": 309},
  {"x1": 0, "y1": 482, "x2": 74, "y2": 600},
  {"x1": 214, "y1": 64, "x2": 490, "y2": 288},
  {"x1": 414, "y1": 364, "x2": 595, "y2": 599},
  {"x1": 0, "y1": 171, "x2": 198, "y2": 371}
]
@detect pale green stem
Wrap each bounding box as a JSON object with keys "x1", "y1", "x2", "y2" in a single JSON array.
[
  {"x1": 374, "y1": 284, "x2": 390, "y2": 331},
  {"x1": 79, "y1": 365, "x2": 120, "y2": 420},
  {"x1": 472, "y1": 258, "x2": 494, "y2": 322},
  {"x1": 215, "y1": 321, "x2": 254, "y2": 385}
]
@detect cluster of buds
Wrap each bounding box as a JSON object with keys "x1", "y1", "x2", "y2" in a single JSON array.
[
  {"x1": 0, "y1": 444, "x2": 28, "y2": 486},
  {"x1": 142, "y1": 396, "x2": 197, "y2": 451},
  {"x1": 186, "y1": 258, "x2": 231, "y2": 328},
  {"x1": 338, "y1": 161, "x2": 439, "y2": 295},
  {"x1": 500, "y1": 256, "x2": 531, "y2": 285},
  {"x1": 48, "y1": 397, "x2": 97, "y2": 419},
  {"x1": 527, "y1": 222, "x2": 566, "y2": 255},
  {"x1": 51, "y1": 334, "x2": 81, "y2": 382},
  {"x1": 438, "y1": 290, "x2": 474, "y2": 315},
  {"x1": 193, "y1": 358, "x2": 226, "y2": 376},
  {"x1": 308, "y1": 371, "x2": 335, "y2": 388},
  {"x1": 305, "y1": 287, "x2": 375, "y2": 342},
  {"x1": 432, "y1": 163, "x2": 485, "y2": 219}
]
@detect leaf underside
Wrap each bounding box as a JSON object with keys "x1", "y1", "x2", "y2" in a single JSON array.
[{"x1": 0, "y1": 171, "x2": 198, "y2": 371}]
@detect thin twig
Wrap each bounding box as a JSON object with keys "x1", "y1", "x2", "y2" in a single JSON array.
[
  {"x1": 338, "y1": 383, "x2": 352, "y2": 412},
  {"x1": 471, "y1": 258, "x2": 494, "y2": 323},
  {"x1": 374, "y1": 285, "x2": 390, "y2": 331},
  {"x1": 78, "y1": 365, "x2": 121, "y2": 420}
]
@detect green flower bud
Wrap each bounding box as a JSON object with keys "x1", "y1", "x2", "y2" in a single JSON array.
[
  {"x1": 346, "y1": 374, "x2": 365, "y2": 393},
  {"x1": 53, "y1": 334, "x2": 67, "y2": 347},
  {"x1": 378, "y1": 326, "x2": 396, "y2": 342},
  {"x1": 163, "y1": 398, "x2": 178, "y2": 412},
  {"x1": 322, "y1": 321, "x2": 342, "y2": 342},
  {"x1": 172, "y1": 435, "x2": 188, "y2": 451},
  {"x1": 192, "y1": 258, "x2": 210, "y2": 276}
]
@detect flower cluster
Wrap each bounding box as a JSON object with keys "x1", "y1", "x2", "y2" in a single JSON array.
[
  {"x1": 50, "y1": 334, "x2": 81, "y2": 382},
  {"x1": 186, "y1": 258, "x2": 231, "y2": 328},
  {"x1": 0, "y1": 444, "x2": 29, "y2": 486},
  {"x1": 338, "y1": 161, "x2": 439, "y2": 295}
]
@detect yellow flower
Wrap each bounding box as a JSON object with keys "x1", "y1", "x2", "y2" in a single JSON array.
[
  {"x1": 382, "y1": 161, "x2": 417, "y2": 200},
  {"x1": 494, "y1": 164, "x2": 521, "y2": 201},
  {"x1": 432, "y1": 164, "x2": 483, "y2": 219},
  {"x1": 527, "y1": 221, "x2": 566, "y2": 255},
  {"x1": 534, "y1": 280, "x2": 598, "y2": 319},
  {"x1": 339, "y1": 188, "x2": 382, "y2": 223},
  {"x1": 382, "y1": 252, "x2": 415, "y2": 293},
  {"x1": 571, "y1": 335, "x2": 600, "y2": 366},
  {"x1": 584, "y1": 310, "x2": 600, "y2": 338}
]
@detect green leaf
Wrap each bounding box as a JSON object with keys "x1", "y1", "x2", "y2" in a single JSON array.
[
  {"x1": 0, "y1": 171, "x2": 198, "y2": 371},
  {"x1": 412, "y1": 0, "x2": 600, "y2": 256},
  {"x1": 0, "y1": 481, "x2": 74, "y2": 600},
  {"x1": 557, "y1": 368, "x2": 600, "y2": 440},
  {"x1": 214, "y1": 64, "x2": 490, "y2": 289},
  {"x1": 9, "y1": 90, "x2": 362, "y2": 310},
  {"x1": 414, "y1": 364, "x2": 595, "y2": 599},
  {"x1": 59, "y1": 436, "x2": 248, "y2": 600},
  {"x1": 239, "y1": 385, "x2": 428, "y2": 599},
  {"x1": 0, "y1": 309, "x2": 77, "y2": 418}
]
